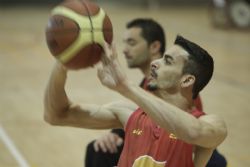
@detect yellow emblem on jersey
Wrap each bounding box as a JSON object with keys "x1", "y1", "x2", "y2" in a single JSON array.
[
  {"x1": 132, "y1": 129, "x2": 143, "y2": 135},
  {"x1": 169, "y1": 133, "x2": 177, "y2": 139},
  {"x1": 133, "y1": 155, "x2": 166, "y2": 167}
]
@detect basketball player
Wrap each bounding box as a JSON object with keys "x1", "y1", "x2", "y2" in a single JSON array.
[
  {"x1": 84, "y1": 18, "x2": 165, "y2": 167},
  {"x1": 84, "y1": 18, "x2": 227, "y2": 167},
  {"x1": 44, "y1": 34, "x2": 227, "y2": 166}
]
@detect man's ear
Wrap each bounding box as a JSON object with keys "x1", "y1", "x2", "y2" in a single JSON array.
[
  {"x1": 180, "y1": 74, "x2": 195, "y2": 88},
  {"x1": 149, "y1": 41, "x2": 161, "y2": 54}
]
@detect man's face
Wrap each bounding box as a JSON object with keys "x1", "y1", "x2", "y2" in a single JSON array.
[
  {"x1": 123, "y1": 27, "x2": 150, "y2": 68},
  {"x1": 148, "y1": 45, "x2": 189, "y2": 90}
]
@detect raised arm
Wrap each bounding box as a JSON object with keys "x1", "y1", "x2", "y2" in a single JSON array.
[
  {"x1": 98, "y1": 44, "x2": 227, "y2": 148},
  {"x1": 44, "y1": 62, "x2": 135, "y2": 129},
  {"x1": 120, "y1": 85, "x2": 227, "y2": 148}
]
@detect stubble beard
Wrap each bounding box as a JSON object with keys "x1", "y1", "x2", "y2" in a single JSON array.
[{"x1": 147, "y1": 82, "x2": 158, "y2": 91}]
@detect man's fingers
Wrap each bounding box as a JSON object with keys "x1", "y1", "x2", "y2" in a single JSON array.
[
  {"x1": 107, "y1": 134, "x2": 118, "y2": 153},
  {"x1": 93, "y1": 133, "x2": 123, "y2": 154},
  {"x1": 94, "y1": 140, "x2": 108, "y2": 153},
  {"x1": 116, "y1": 137, "x2": 123, "y2": 146},
  {"x1": 93, "y1": 140, "x2": 99, "y2": 152},
  {"x1": 98, "y1": 141, "x2": 107, "y2": 153},
  {"x1": 101, "y1": 54, "x2": 109, "y2": 66},
  {"x1": 110, "y1": 43, "x2": 118, "y2": 60},
  {"x1": 97, "y1": 65, "x2": 103, "y2": 79},
  {"x1": 101, "y1": 42, "x2": 111, "y2": 65},
  {"x1": 104, "y1": 140, "x2": 116, "y2": 153},
  {"x1": 103, "y1": 42, "x2": 112, "y2": 55}
]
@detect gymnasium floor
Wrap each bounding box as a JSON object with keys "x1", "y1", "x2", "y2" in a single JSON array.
[{"x1": 0, "y1": 3, "x2": 250, "y2": 167}]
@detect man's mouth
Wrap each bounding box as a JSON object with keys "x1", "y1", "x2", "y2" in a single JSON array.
[
  {"x1": 151, "y1": 70, "x2": 157, "y2": 79},
  {"x1": 124, "y1": 53, "x2": 132, "y2": 59}
]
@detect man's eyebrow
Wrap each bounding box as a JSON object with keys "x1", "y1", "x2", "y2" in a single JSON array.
[
  {"x1": 123, "y1": 38, "x2": 135, "y2": 43},
  {"x1": 164, "y1": 54, "x2": 174, "y2": 60},
  {"x1": 127, "y1": 38, "x2": 135, "y2": 42}
]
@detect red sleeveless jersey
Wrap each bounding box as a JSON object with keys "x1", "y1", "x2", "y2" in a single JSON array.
[{"x1": 117, "y1": 108, "x2": 205, "y2": 167}]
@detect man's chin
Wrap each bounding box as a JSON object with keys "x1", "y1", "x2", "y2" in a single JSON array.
[
  {"x1": 147, "y1": 83, "x2": 158, "y2": 91},
  {"x1": 128, "y1": 64, "x2": 137, "y2": 68}
]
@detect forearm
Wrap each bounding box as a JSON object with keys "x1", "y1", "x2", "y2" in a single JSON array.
[
  {"x1": 119, "y1": 84, "x2": 200, "y2": 142},
  {"x1": 44, "y1": 63, "x2": 127, "y2": 129},
  {"x1": 44, "y1": 62, "x2": 71, "y2": 123}
]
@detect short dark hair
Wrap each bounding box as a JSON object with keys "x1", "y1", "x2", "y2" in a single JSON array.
[
  {"x1": 126, "y1": 18, "x2": 166, "y2": 55},
  {"x1": 174, "y1": 35, "x2": 214, "y2": 99}
]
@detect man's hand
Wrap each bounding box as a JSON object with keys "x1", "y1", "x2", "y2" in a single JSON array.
[
  {"x1": 93, "y1": 132, "x2": 123, "y2": 153},
  {"x1": 97, "y1": 43, "x2": 129, "y2": 93}
]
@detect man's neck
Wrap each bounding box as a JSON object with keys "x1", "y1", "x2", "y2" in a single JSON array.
[
  {"x1": 153, "y1": 89, "x2": 193, "y2": 113},
  {"x1": 141, "y1": 65, "x2": 151, "y2": 78}
]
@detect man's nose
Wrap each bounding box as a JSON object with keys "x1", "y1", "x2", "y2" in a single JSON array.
[
  {"x1": 151, "y1": 60, "x2": 159, "y2": 70},
  {"x1": 123, "y1": 47, "x2": 128, "y2": 54}
]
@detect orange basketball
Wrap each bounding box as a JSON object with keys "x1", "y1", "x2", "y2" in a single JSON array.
[{"x1": 45, "y1": 0, "x2": 113, "y2": 69}]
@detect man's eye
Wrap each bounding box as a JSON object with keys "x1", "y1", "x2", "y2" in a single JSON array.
[
  {"x1": 129, "y1": 42, "x2": 136, "y2": 46},
  {"x1": 165, "y1": 58, "x2": 171, "y2": 65},
  {"x1": 164, "y1": 55, "x2": 173, "y2": 65}
]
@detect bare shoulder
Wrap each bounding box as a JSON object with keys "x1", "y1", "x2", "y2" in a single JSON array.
[{"x1": 102, "y1": 99, "x2": 138, "y2": 128}]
